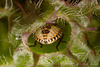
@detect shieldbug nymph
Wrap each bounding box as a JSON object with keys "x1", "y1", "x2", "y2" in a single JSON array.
[{"x1": 33, "y1": 23, "x2": 63, "y2": 51}]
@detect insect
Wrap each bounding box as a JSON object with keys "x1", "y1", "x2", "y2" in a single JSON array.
[
  {"x1": 64, "y1": 0, "x2": 82, "y2": 6},
  {"x1": 32, "y1": 23, "x2": 63, "y2": 51}
]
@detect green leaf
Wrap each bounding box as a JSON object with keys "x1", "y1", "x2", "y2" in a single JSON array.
[
  {"x1": 87, "y1": 6, "x2": 100, "y2": 50},
  {"x1": 0, "y1": 17, "x2": 13, "y2": 65}
]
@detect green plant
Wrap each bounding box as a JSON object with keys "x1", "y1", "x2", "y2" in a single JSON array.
[{"x1": 0, "y1": 0, "x2": 100, "y2": 67}]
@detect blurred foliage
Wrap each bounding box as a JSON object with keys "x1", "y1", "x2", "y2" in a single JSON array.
[
  {"x1": 0, "y1": 17, "x2": 13, "y2": 65},
  {"x1": 0, "y1": 0, "x2": 100, "y2": 67}
]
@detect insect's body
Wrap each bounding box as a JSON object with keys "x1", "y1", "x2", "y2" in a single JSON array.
[
  {"x1": 64, "y1": 0, "x2": 82, "y2": 6},
  {"x1": 35, "y1": 24, "x2": 62, "y2": 45}
]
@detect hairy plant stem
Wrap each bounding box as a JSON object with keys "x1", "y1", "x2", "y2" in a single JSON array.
[{"x1": 65, "y1": 48, "x2": 85, "y2": 67}]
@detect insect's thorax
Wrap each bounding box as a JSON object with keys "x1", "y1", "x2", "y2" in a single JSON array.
[{"x1": 35, "y1": 24, "x2": 62, "y2": 44}]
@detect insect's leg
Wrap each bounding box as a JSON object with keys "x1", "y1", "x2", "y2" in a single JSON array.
[
  {"x1": 29, "y1": 41, "x2": 37, "y2": 47},
  {"x1": 56, "y1": 34, "x2": 64, "y2": 51},
  {"x1": 39, "y1": 43, "x2": 43, "y2": 48},
  {"x1": 56, "y1": 39, "x2": 61, "y2": 51},
  {"x1": 34, "y1": 40, "x2": 37, "y2": 46}
]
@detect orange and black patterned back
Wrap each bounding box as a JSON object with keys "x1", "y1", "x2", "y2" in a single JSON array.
[{"x1": 35, "y1": 24, "x2": 62, "y2": 44}]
